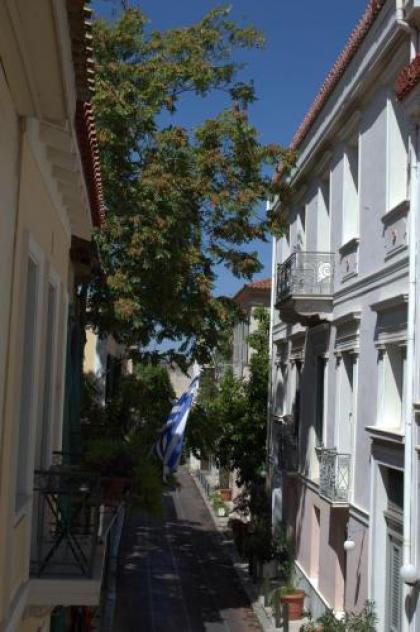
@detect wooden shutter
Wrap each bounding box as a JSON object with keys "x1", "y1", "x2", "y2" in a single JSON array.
[{"x1": 388, "y1": 536, "x2": 402, "y2": 632}]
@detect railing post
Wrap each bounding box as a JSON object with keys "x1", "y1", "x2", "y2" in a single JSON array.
[
  {"x1": 282, "y1": 603, "x2": 289, "y2": 632},
  {"x1": 264, "y1": 576, "x2": 270, "y2": 606},
  {"x1": 274, "y1": 594, "x2": 281, "y2": 628}
]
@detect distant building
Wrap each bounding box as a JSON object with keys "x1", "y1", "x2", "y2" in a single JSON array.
[
  {"x1": 167, "y1": 363, "x2": 193, "y2": 399},
  {"x1": 232, "y1": 279, "x2": 271, "y2": 379},
  {"x1": 84, "y1": 329, "x2": 129, "y2": 405}
]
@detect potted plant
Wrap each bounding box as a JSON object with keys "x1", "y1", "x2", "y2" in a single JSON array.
[
  {"x1": 219, "y1": 488, "x2": 233, "y2": 502},
  {"x1": 301, "y1": 601, "x2": 377, "y2": 632},
  {"x1": 209, "y1": 491, "x2": 229, "y2": 517},
  {"x1": 272, "y1": 535, "x2": 305, "y2": 621},
  {"x1": 279, "y1": 582, "x2": 306, "y2": 621}
]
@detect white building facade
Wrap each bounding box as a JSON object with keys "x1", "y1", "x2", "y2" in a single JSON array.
[
  {"x1": 233, "y1": 279, "x2": 271, "y2": 379},
  {"x1": 268, "y1": 1, "x2": 420, "y2": 630}
]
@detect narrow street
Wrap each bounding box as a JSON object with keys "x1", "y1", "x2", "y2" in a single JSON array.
[{"x1": 113, "y1": 468, "x2": 262, "y2": 632}]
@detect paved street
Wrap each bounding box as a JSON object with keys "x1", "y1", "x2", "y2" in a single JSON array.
[{"x1": 113, "y1": 468, "x2": 262, "y2": 632}]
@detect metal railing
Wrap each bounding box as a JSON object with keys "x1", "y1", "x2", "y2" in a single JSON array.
[
  {"x1": 277, "y1": 251, "x2": 334, "y2": 302},
  {"x1": 196, "y1": 469, "x2": 217, "y2": 497},
  {"x1": 316, "y1": 448, "x2": 351, "y2": 504},
  {"x1": 31, "y1": 467, "x2": 104, "y2": 578}
]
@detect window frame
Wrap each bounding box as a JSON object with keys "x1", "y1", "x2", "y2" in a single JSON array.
[{"x1": 14, "y1": 233, "x2": 45, "y2": 515}]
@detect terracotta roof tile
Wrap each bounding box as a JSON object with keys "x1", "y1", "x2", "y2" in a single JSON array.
[
  {"x1": 395, "y1": 54, "x2": 420, "y2": 100},
  {"x1": 245, "y1": 278, "x2": 271, "y2": 290},
  {"x1": 67, "y1": 0, "x2": 105, "y2": 227}
]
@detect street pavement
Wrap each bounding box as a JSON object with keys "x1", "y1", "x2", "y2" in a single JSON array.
[{"x1": 113, "y1": 467, "x2": 262, "y2": 632}]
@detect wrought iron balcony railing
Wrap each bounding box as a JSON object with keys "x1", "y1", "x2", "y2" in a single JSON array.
[
  {"x1": 31, "y1": 467, "x2": 105, "y2": 578},
  {"x1": 277, "y1": 251, "x2": 335, "y2": 303},
  {"x1": 316, "y1": 447, "x2": 351, "y2": 505}
]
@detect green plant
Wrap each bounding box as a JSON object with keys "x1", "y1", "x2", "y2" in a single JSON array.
[
  {"x1": 242, "y1": 519, "x2": 274, "y2": 563},
  {"x1": 209, "y1": 491, "x2": 229, "y2": 515},
  {"x1": 79, "y1": 364, "x2": 175, "y2": 515},
  {"x1": 299, "y1": 613, "x2": 318, "y2": 632},
  {"x1": 345, "y1": 601, "x2": 377, "y2": 632},
  {"x1": 188, "y1": 308, "x2": 270, "y2": 518},
  {"x1": 91, "y1": 7, "x2": 291, "y2": 362},
  {"x1": 300, "y1": 601, "x2": 377, "y2": 632},
  {"x1": 272, "y1": 526, "x2": 293, "y2": 581}
]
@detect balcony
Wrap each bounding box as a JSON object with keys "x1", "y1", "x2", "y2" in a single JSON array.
[
  {"x1": 273, "y1": 415, "x2": 298, "y2": 473},
  {"x1": 276, "y1": 251, "x2": 334, "y2": 325},
  {"x1": 29, "y1": 467, "x2": 121, "y2": 606},
  {"x1": 316, "y1": 447, "x2": 351, "y2": 506}
]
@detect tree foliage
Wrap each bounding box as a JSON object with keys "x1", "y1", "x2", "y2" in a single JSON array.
[
  {"x1": 91, "y1": 7, "x2": 291, "y2": 361},
  {"x1": 81, "y1": 362, "x2": 175, "y2": 514},
  {"x1": 188, "y1": 306, "x2": 269, "y2": 491}
]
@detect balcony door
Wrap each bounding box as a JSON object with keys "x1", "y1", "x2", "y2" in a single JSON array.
[
  {"x1": 317, "y1": 175, "x2": 331, "y2": 252},
  {"x1": 35, "y1": 280, "x2": 58, "y2": 470},
  {"x1": 337, "y1": 353, "x2": 354, "y2": 455}
]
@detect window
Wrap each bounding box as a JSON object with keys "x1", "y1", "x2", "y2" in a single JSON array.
[
  {"x1": 342, "y1": 136, "x2": 359, "y2": 243},
  {"x1": 16, "y1": 257, "x2": 39, "y2": 509},
  {"x1": 281, "y1": 226, "x2": 291, "y2": 262},
  {"x1": 296, "y1": 207, "x2": 306, "y2": 250},
  {"x1": 387, "y1": 97, "x2": 408, "y2": 210},
  {"x1": 387, "y1": 536, "x2": 402, "y2": 632},
  {"x1": 337, "y1": 353, "x2": 354, "y2": 454},
  {"x1": 35, "y1": 281, "x2": 58, "y2": 469},
  {"x1": 242, "y1": 319, "x2": 250, "y2": 365},
  {"x1": 318, "y1": 175, "x2": 331, "y2": 251},
  {"x1": 377, "y1": 344, "x2": 405, "y2": 429},
  {"x1": 384, "y1": 468, "x2": 403, "y2": 632},
  {"x1": 275, "y1": 357, "x2": 287, "y2": 416},
  {"x1": 293, "y1": 360, "x2": 302, "y2": 426}
]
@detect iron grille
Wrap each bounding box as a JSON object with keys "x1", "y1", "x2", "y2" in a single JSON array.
[
  {"x1": 31, "y1": 467, "x2": 103, "y2": 578},
  {"x1": 317, "y1": 448, "x2": 351, "y2": 504},
  {"x1": 277, "y1": 251, "x2": 335, "y2": 302}
]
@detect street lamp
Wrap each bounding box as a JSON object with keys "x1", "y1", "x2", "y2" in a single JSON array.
[{"x1": 400, "y1": 564, "x2": 419, "y2": 586}]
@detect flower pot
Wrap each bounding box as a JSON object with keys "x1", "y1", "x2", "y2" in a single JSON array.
[
  {"x1": 219, "y1": 488, "x2": 232, "y2": 502},
  {"x1": 280, "y1": 590, "x2": 305, "y2": 620},
  {"x1": 217, "y1": 507, "x2": 226, "y2": 517}
]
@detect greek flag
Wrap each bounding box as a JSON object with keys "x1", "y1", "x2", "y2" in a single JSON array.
[{"x1": 155, "y1": 367, "x2": 200, "y2": 479}]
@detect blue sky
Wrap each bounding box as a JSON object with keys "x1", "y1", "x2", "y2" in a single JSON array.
[{"x1": 93, "y1": 0, "x2": 368, "y2": 297}]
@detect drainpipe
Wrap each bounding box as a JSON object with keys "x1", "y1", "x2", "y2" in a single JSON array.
[
  {"x1": 400, "y1": 17, "x2": 419, "y2": 632},
  {"x1": 402, "y1": 126, "x2": 418, "y2": 632},
  {"x1": 396, "y1": 0, "x2": 412, "y2": 32},
  {"x1": 266, "y1": 198, "x2": 277, "y2": 497}
]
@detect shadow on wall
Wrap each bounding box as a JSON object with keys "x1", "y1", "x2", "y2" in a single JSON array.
[
  {"x1": 354, "y1": 530, "x2": 366, "y2": 606},
  {"x1": 328, "y1": 509, "x2": 348, "y2": 607}
]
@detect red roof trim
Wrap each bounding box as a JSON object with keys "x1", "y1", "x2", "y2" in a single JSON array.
[
  {"x1": 395, "y1": 54, "x2": 420, "y2": 101},
  {"x1": 75, "y1": 99, "x2": 106, "y2": 228},
  {"x1": 245, "y1": 278, "x2": 271, "y2": 290},
  {"x1": 233, "y1": 278, "x2": 271, "y2": 304},
  {"x1": 289, "y1": 0, "x2": 386, "y2": 152}
]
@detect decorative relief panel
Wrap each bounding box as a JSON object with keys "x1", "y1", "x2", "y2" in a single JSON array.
[
  {"x1": 334, "y1": 311, "x2": 361, "y2": 354},
  {"x1": 381, "y1": 200, "x2": 409, "y2": 258},
  {"x1": 339, "y1": 237, "x2": 359, "y2": 281}
]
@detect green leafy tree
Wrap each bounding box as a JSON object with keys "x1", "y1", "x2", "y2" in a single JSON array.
[
  {"x1": 188, "y1": 306, "x2": 269, "y2": 495},
  {"x1": 91, "y1": 7, "x2": 291, "y2": 361},
  {"x1": 81, "y1": 361, "x2": 175, "y2": 514}
]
